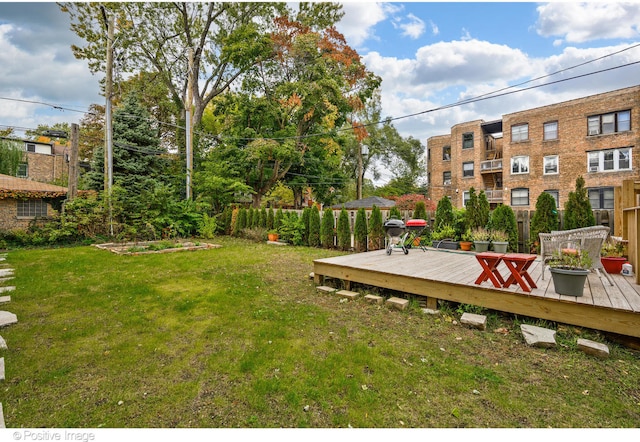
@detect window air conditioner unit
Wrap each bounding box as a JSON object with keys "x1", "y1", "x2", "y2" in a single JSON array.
[
  {"x1": 589, "y1": 166, "x2": 599, "y2": 172},
  {"x1": 588, "y1": 129, "x2": 599, "y2": 136}
]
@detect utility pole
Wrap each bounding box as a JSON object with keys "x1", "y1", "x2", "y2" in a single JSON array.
[
  {"x1": 67, "y1": 123, "x2": 79, "y2": 201},
  {"x1": 102, "y1": 6, "x2": 114, "y2": 235},
  {"x1": 185, "y1": 47, "x2": 194, "y2": 200}
]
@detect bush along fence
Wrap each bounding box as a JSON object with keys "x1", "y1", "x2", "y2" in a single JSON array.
[{"x1": 236, "y1": 206, "x2": 615, "y2": 253}]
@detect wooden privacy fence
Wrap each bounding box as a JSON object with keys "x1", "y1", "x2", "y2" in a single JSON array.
[{"x1": 282, "y1": 208, "x2": 615, "y2": 253}]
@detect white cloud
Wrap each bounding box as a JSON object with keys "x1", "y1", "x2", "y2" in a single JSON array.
[
  {"x1": 536, "y1": 2, "x2": 640, "y2": 43},
  {"x1": 337, "y1": 2, "x2": 394, "y2": 48},
  {"x1": 398, "y1": 13, "x2": 426, "y2": 39}
]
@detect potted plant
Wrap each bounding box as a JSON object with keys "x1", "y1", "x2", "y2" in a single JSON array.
[
  {"x1": 600, "y1": 241, "x2": 627, "y2": 274},
  {"x1": 431, "y1": 224, "x2": 458, "y2": 250},
  {"x1": 490, "y1": 230, "x2": 509, "y2": 253},
  {"x1": 267, "y1": 229, "x2": 279, "y2": 242},
  {"x1": 470, "y1": 227, "x2": 491, "y2": 252},
  {"x1": 460, "y1": 229, "x2": 473, "y2": 251},
  {"x1": 548, "y1": 246, "x2": 592, "y2": 297}
]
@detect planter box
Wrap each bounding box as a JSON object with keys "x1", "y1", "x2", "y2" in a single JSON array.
[
  {"x1": 601, "y1": 257, "x2": 626, "y2": 274},
  {"x1": 474, "y1": 241, "x2": 490, "y2": 253},
  {"x1": 550, "y1": 267, "x2": 589, "y2": 297},
  {"x1": 432, "y1": 240, "x2": 459, "y2": 250}
]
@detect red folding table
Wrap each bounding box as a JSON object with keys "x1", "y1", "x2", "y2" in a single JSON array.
[
  {"x1": 474, "y1": 252, "x2": 506, "y2": 288},
  {"x1": 502, "y1": 254, "x2": 538, "y2": 292}
]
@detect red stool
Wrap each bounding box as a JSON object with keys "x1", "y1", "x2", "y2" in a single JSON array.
[
  {"x1": 475, "y1": 252, "x2": 506, "y2": 288},
  {"x1": 502, "y1": 254, "x2": 538, "y2": 292}
]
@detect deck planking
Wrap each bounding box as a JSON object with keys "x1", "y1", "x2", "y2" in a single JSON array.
[{"x1": 314, "y1": 247, "x2": 640, "y2": 338}]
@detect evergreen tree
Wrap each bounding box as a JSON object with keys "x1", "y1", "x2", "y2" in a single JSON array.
[
  {"x1": 337, "y1": 208, "x2": 351, "y2": 251},
  {"x1": 389, "y1": 206, "x2": 402, "y2": 219},
  {"x1": 275, "y1": 208, "x2": 284, "y2": 232},
  {"x1": 413, "y1": 201, "x2": 427, "y2": 220},
  {"x1": 247, "y1": 208, "x2": 255, "y2": 228},
  {"x1": 530, "y1": 192, "x2": 559, "y2": 252},
  {"x1": 260, "y1": 208, "x2": 267, "y2": 228},
  {"x1": 465, "y1": 187, "x2": 479, "y2": 230},
  {"x1": 488, "y1": 204, "x2": 518, "y2": 252},
  {"x1": 301, "y1": 207, "x2": 311, "y2": 245},
  {"x1": 267, "y1": 208, "x2": 275, "y2": 230},
  {"x1": 564, "y1": 176, "x2": 595, "y2": 230},
  {"x1": 308, "y1": 206, "x2": 321, "y2": 247},
  {"x1": 354, "y1": 208, "x2": 368, "y2": 252},
  {"x1": 477, "y1": 190, "x2": 490, "y2": 229},
  {"x1": 434, "y1": 196, "x2": 455, "y2": 231},
  {"x1": 237, "y1": 207, "x2": 248, "y2": 233},
  {"x1": 368, "y1": 205, "x2": 384, "y2": 250},
  {"x1": 321, "y1": 208, "x2": 335, "y2": 248}
]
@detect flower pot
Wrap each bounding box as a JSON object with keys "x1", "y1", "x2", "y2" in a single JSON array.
[
  {"x1": 268, "y1": 233, "x2": 279, "y2": 242},
  {"x1": 459, "y1": 241, "x2": 473, "y2": 251},
  {"x1": 600, "y1": 256, "x2": 626, "y2": 274},
  {"x1": 550, "y1": 267, "x2": 589, "y2": 297},
  {"x1": 492, "y1": 241, "x2": 509, "y2": 253},
  {"x1": 474, "y1": 241, "x2": 490, "y2": 253}
]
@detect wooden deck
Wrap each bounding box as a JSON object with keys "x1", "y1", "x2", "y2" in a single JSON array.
[{"x1": 313, "y1": 247, "x2": 640, "y2": 339}]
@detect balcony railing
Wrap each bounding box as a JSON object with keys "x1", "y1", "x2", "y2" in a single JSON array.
[
  {"x1": 480, "y1": 159, "x2": 502, "y2": 172},
  {"x1": 484, "y1": 189, "x2": 503, "y2": 202}
]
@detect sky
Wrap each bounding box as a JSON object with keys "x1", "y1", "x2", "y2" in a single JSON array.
[{"x1": 1, "y1": 1, "x2": 640, "y2": 184}]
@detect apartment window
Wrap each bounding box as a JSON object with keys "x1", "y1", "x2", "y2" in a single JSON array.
[
  {"x1": 443, "y1": 145, "x2": 451, "y2": 160},
  {"x1": 17, "y1": 199, "x2": 48, "y2": 218},
  {"x1": 588, "y1": 110, "x2": 631, "y2": 135},
  {"x1": 511, "y1": 124, "x2": 529, "y2": 142},
  {"x1": 443, "y1": 171, "x2": 451, "y2": 186},
  {"x1": 16, "y1": 163, "x2": 28, "y2": 178},
  {"x1": 544, "y1": 190, "x2": 560, "y2": 208},
  {"x1": 26, "y1": 143, "x2": 36, "y2": 152},
  {"x1": 544, "y1": 121, "x2": 558, "y2": 140},
  {"x1": 511, "y1": 188, "x2": 529, "y2": 206},
  {"x1": 462, "y1": 132, "x2": 474, "y2": 149},
  {"x1": 462, "y1": 191, "x2": 470, "y2": 207},
  {"x1": 511, "y1": 155, "x2": 529, "y2": 174},
  {"x1": 543, "y1": 155, "x2": 558, "y2": 175},
  {"x1": 587, "y1": 147, "x2": 632, "y2": 172},
  {"x1": 462, "y1": 161, "x2": 474, "y2": 178},
  {"x1": 588, "y1": 187, "x2": 614, "y2": 210}
]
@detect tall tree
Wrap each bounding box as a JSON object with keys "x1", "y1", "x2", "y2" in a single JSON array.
[
  {"x1": 0, "y1": 139, "x2": 23, "y2": 176},
  {"x1": 200, "y1": 14, "x2": 380, "y2": 207},
  {"x1": 564, "y1": 176, "x2": 595, "y2": 230}
]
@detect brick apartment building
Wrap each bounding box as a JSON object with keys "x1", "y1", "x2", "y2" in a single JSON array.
[{"x1": 427, "y1": 85, "x2": 640, "y2": 213}]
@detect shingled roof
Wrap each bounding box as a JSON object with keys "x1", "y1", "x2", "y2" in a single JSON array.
[
  {"x1": 331, "y1": 196, "x2": 396, "y2": 209},
  {"x1": 0, "y1": 174, "x2": 68, "y2": 199}
]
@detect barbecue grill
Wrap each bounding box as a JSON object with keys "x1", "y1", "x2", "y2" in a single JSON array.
[{"x1": 383, "y1": 218, "x2": 428, "y2": 255}]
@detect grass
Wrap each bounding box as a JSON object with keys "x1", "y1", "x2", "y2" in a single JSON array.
[{"x1": 0, "y1": 236, "x2": 639, "y2": 428}]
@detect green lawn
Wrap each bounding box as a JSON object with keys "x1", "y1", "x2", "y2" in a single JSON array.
[{"x1": 1, "y1": 237, "x2": 639, "y2": 428}]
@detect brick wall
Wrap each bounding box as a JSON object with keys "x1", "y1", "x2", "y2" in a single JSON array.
[
  {"x1": 25, "y1": 152, "x2": 68, "y2": 184},
  {"x1": 0, "y1": 198, "x2": 51, "y2": 231}
]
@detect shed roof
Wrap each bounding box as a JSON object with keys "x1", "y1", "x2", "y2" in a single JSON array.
[
  {"x1": 331, "y1": 196, "x2": 396, "y2": 210},
  {"x1": 0, "y1": 174, "x2": 68, "y2": 199}
]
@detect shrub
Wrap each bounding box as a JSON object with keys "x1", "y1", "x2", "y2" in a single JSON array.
[
  {"x1": 368, "y1": 205, "x2": 384, "y2": 250},
  {"x1": 198, "y1": 213, "x2": 218, "y2": 239},
  {"x1": 301, "y1": 207, "x2": 311, "y2": 245},
  {"x1": 337, "y1": 208, "x2": 351, "y2": 251},
  {"x1": 389, "y1": 206, "x2": 402, "y2": 220},
  {"x1": 477, "y1": 190, "x2": 490, "y2": 229},
  {"x1": 564, "y1": 176, "x2": 595, "y2": 230},
  {"x1": 488, "y1": 204, "x2": 518, "y2": 252},
  {"x1": 259, "y1": 208, "x2": 267, "y2": 228},
  {"x1": 308, "y1": 206, "x2": 321, "y2": 247},
  {"x1": 354, "y1": 208, "x2": 368, "y2": 252},
  {"x1": 274, "y1": 208, "x2": 284, "y2": 232},
  {"x1": 413, "y1": 201, "x2": 427, "y2": 220},
  {"x1": 320, "y1": 208, "x2": 335, "y2": 248},
  {"x1": 530, "y1": 192, "x2": 559, "y2": 252},
  {"x1": 267, "y1": 208, "x2": 275, "y2": 230},
  {"x1": 279, "y1": 212, "x2": 304, "y2": 245},
  {"x1": 434, "y1": 196, "x2": 455, "y2": 232}
]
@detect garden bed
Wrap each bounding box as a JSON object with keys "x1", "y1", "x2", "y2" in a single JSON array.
[{"x1": 94, "y1": 240, "x2": 221, "y2": 255}]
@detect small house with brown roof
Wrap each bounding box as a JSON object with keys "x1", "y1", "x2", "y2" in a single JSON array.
[{"x1": 0, "y1": 174, "x2": 68, "y2": 230}]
